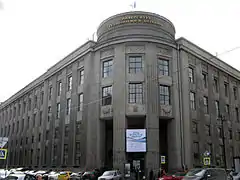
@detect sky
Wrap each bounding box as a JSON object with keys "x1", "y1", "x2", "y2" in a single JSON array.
[{"x1": 0, "y1": 0, "x2": 240, "y2": 102}]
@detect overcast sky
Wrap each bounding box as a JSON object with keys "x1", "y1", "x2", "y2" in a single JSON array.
[{"x1": 0, "y1": 0, "x2": 240, "y2": 102}]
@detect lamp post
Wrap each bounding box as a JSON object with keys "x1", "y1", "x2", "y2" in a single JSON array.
[{"x1": 219, "y1": 114, "x2": 227, "y2": 169}]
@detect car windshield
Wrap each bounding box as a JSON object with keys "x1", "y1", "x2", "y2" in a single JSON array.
[
  {"x1": 102, "y1": 171, "x2": 115, "y2": 176},
  {"x1": 185, "y1": 169, "x2": 205, "y2": 177}
]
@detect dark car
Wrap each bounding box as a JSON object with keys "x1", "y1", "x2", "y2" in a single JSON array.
[{"x1": 182, "y1": 168, "x2": 228, "y2": 180}]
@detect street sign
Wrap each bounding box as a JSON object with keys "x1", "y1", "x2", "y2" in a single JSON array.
[
  {"x1": 0, "y1": 137, "x2": 8, "y2": 148},
  {"x1": 161, "y1": 156, "x2": 166, "y2": 164},
  {"x1": 203, "y1": 157, "x2": 211, "y2": 166},
  {"x1": 0, "y1": 149, "x2": 7, "y2": 160}
]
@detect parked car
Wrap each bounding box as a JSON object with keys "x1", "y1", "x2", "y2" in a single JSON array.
[
  {"x1": 81, "y1": 171, "x2": 97, "y2": 180},
  {"x1": 159, "y1": 172, "x2": 186, "y2": 180},
  {"x1": 58, "y1": 171, "x2": 72, "y2": 180},
  {"x1": 182, "y1": 168, "x2": 228, "y2": 180},
  {"x1": 98, "y1": 170, "x2": 123, "y2": 180},
  {"x1": 4, "y1": 173, "x2": 37, "y2": 180},
  {"x1": 69, "y1": 172, "x2": 83, "y2": 180}
]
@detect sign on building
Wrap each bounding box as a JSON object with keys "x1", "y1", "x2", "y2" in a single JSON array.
[
  {"x1": 0, "y1": 149, "x2": 7, "y2": 160},
  {"x1": 161, "y1": 156, "x2": 166, "y2": 164},
  {"x1": 203, "y1": 157, "x2": 211, "y2": 166}
]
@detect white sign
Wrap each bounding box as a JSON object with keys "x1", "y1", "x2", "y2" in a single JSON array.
[
  {"x1": 161, "y1": 156, "x2": 166, "y2": 164},
  {"x1": 126, "y1": 129, "x2": 146, "y2": 152},
  {"x1": 0, "y1": 137, "x2": 8, "y2": 148}
]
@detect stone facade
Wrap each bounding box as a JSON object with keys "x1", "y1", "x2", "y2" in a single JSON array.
[{"x1": 0, "y1": 11, "x2": 240, "y2": 174}]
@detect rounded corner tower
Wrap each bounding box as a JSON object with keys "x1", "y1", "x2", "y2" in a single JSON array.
[{"x1": 96, "y1": 11, "x2": 176, "y2": 43}]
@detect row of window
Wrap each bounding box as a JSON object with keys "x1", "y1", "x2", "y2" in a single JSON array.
[
  {"x1": 190, "y1": 91, "x2": 239, "y2": 121},
  {"x1": 189, "y1": 67, "x2": 239, "y2": 100},
  {"x1": 193, "y1": 122, "x2": 240, "y2": 140},
  {"x1": 8, "y1": 141, "x2": 81, "y2": 166}
]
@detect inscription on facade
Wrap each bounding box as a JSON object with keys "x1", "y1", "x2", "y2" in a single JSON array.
[{"x1": 108, "y1": 15, "x2": 162, "y2": 29}]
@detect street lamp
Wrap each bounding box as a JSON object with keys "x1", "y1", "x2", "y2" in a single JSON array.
[{"x1": 219, "y1": 114, "x2": 227, "y2": 169}]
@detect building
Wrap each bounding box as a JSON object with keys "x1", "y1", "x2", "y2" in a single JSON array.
[{"x1": 0, "y1": 11, "x2": 240, "y2": 174}]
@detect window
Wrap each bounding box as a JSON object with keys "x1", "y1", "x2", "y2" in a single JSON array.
[
  {"x1": 66, "y1": 98, "x2": 71, "y2": 115},
  {"x1": 229, "y1": 129, "x2": 232, "y2": 140},
  {"x1": 188, "y1": 67, "x2": 194, "y2": 83},
  {"x1": 158, "y1": 59, "x2": 169, "y2": 76},
  {"x1": 224, "y1": 83, "x2": 229, "y2": 97},
  {"x1": 129, "y1": 56, "x2": 143, "y2": 73},
  {"x1": 67, "y1": 76, "x2": 72, "y2": 91},
  {"x1": 192, "y1": 122, "x2": 198, "y2": 134},
  {"x1": 48, "y1": 106, "x2": 52, "y2": 113},
  {"x1": 40, "y1": 92, "x2": 44, "y2": 105},
  {"x1": 17, "y1": 121, "x2": 19, "y2": 132},
  {"x1": 56, "y1": 103, "x2": 60, "y2": 119},
  {"x1": 225, "y1": 104, "x2": 230, "y2": 116},
  {"x1": 213, "y1": 77, "x2": 219, "y2": 93},
  {"x1": 57, "y1": 81, "x2": 62, "y2": 96},
  {"x1": 47, "y1": 114, "x2": 51, "y2": 122},
  {"x1": 202, "y1": 73, "x2": 207, "y2": 88},
  {"x1": 203, "y1": 96, "x2": 208, "y2": 114},
  {"x1": 75, "y1": 142, "x2": 81, "y2": 165},
  {"x1": 76, "y1": 122, "x2": 81, "y2": 135},
  {"x1": 27, "y1": 116, "x2": 30, "y2": 129},
  {"x1": 236, "y1": 108, "x2": 239, "y2": 122},
  {"x1": 190, "y1": 92, "x2": 196, "y2": 110},
  {"x1": 54, "y1": 128, "x2": 59, "y2": 139},
  {"x1": 233, "y1": 87, "x2": 238, "y2": 100},
  {"x1": 39, "y1": 111, "x2": 42, "y2": 126},
  {"x1": 79, "y1": 69, "x2": 84, "y2": 85},
  {"x1": 26, "y1": 137, "x2": 28, "y2": 144},
  {"x1": 205, "y1": 125, "x2": 211, "y2": 136},
  {"x1": 32, "y1": 136, "x2": 34, "y2": 143},
  {"x1": 23, "y1": 102, "x2": 26, "y2": 113},
  {"x1": 38, "y1": 133, "x2": 41, "y2": 141},
  {"x1": 18, "y1": 104, "x2": 21, "y2": 116},
  {"x1": 33, "y1": 114, "x2": 36, "y2": 127},
  {"x1": 218, "y1": 127, "x2": 223, "y2": 138},
  {"x1": 37, "y1": 149, "x2": 40, "y2": 165},
  {"x1": 102, "y1": 60, "x2": 113, "y2": 78},
  {"x1": 102, "y1": 86, "x2": 112, "y2": 106},
  {"x1": 28, "y1": 98, "x2": 31, "y2": 111},
  {"x1": 46, "y1": 130, "x2": 49, "y2": 140},
  {"x1": 63, "y1": 144, "x2": 68, "y2": 164},
  {"x1": 159, "y1": 85, "x2": 170, "y2": 105},
  {"x1": 34, "y1": 95, "x2": 37, "y2": 108},
  {"x1": 65, "y1": 126, "x2": 69, "y2": 137},
  {"x1": 78, "y1": 94, "x2": 83, "y2": 111},
  {"x1": 49, "y1": 87, "x2": 52, "y2": 100},
  {"x1": 128, "y1": 83, "x2": 143, "y2": 104},
  {"x1": 206, "y1": 143, "x2": 213, "y2": 154},
  {"x1": 215, "y1": 101, "x2": 220, "y2": 118}
]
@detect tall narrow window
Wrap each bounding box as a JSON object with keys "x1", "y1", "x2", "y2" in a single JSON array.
[
  {"x1": 192, "y1": 122, "x2": 198, "y2": 134},
  {"x1": 79, "y1": 69, "x2": 84, "y2": 85},
  {"x1": 129, "y1": 56, "x2": 143, "y2": 74},
  {"x1": 75, "y1": 142, "x2": 81, "y2": 165},
  {"x1": 218, "y1": 127, "x2": 223, "y2": 138},
  {"x1": 57, "y1": 81, "x2": 62, "y2": 96},
  {"x1": 66, "y1": 98, "x2": 71, "y2": 115},
  {"x1": 34, "y1": 95, "x2": 37, "y2": 108},
  {"x1": 190, "y1": 92, "x2": 196, "y2": 110},
  {"x1": 28, "y1": 98, "x2": 31, "y2": 111},
  {"x1": 23, "y1": 102, "x2": 26, "y2": 113},
  {"x1": 33, "y1": 114, "x2": 36, "y2": 127},
  {"x1": 128, "y1": 83, "x2": 143, "y2": 104},
  {"x1": 49, "y1": 87, "x2": 52, "y2": 100},
  {"x1": 159, "y1": 85, "x2": 170, "y2": 105},
  {"x1": 158, "y1": 59, "x2": 169, "y2": 76},
  {"x1": 229, "y1": 129, "x2": 233, "y2": 140},
  {"x1": 205, "y1": 125, "x2": 211, "y2": 136},
  {"x1": 48, "y1": 106, "x2": 52, "y2": 113},
  {"x1": 63, "y1": 144, "x2": 68, "y2": 164},
  {"x1": 188, "y1": 67, "x2": 194, "y2": 83},
  {"x1": 102, "y1": 86, "x2": 112, "y2": 106},
  {"x1": 65, "y1": 126, "x2": 69, "y2": 137},
  {"x1": 78, "y1": 94, "x2": 83, "y2": 111},
  {"x1": 18, "y1": 104, "x2": 21, "y2": 116},
  {"x1": 233, "y1": 87, "x2": 238, "y2": 100},
  {"x1": 39, "y1": 111, "x2": 42, "y2": 126},
  {"x1": 67, "y1": 76, "x2": 72, "y2": 91},
  {"x1": 102, "y1": 60, "x2": 113, "y2": 78},
  {"x1": 40, "y1": 92, "x2": 44, "y2": 105},
  {"x1": 215, "y1": 101, "x2": 220, "y2": 118},
  {"x1": 225, "y1": 104, "x2": 230, "y2": 116},
  {"x1": 224, "y1": 83, "x2": 229, "y2": 97},
  {"x1": 236, "y1": 108, "x2": 239, "y2": 122},
  {"x1": 203, "y1": 96, "x2": 208, "y2": 114},
  {"x1": 57, "y1": 103, "x2": 60, "y2": 119},
  {"x1": 213, "y1": 77, "x2": 219, "y2": 93},
  {"x1": 202, "y1": 73, "x2": 207, "y2": 88}
]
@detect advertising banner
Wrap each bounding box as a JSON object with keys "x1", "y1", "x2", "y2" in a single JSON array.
[{"x1": 126, "y1": 129, "x2": 146, "y2": 152}]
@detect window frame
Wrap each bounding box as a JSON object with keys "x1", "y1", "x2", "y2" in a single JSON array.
[
  {"x1": 158, "y1": 58, "x2": 169, "y2": 76},
  {"x1": 159, "y1": 85, "x2": 170, "y2": 105},
  {"x1": 102, "y1": 86, "x2": 113, "y2": 106},
  {"x1": 190, "y1": 91, "x2": 196, "y2": 110},
  {"x1": 102, "y1": 59, "x2": 113, "y2": 78},
  {"x1": 128, "y1": 83, "x2": 143, "y2": 104},
  {"x1": 128, "y1": 56, "x2": 143, "y2": 74}
]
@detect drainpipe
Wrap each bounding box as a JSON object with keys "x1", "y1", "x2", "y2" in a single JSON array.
[{"x1": 176, "y1": 43, "x2": 185, "y2": 170}]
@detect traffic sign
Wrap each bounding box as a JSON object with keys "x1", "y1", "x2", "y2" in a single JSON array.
[
  {"x1": 161, "y1": 156, "x2": 166, "y2": 164},
  {"x1": 203, "y1": 157, "x2": 211, "y2": 166},
  {"x1": 0, "y1": 149, "x2": 7, "y2": 160}
]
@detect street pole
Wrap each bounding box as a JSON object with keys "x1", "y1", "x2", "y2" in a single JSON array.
[{"x1": 220, "y1": 115, "x2": 227, "y2": 169}]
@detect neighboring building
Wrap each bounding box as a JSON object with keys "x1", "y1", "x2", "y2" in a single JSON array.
[{"x1": 0, "y1": 11, "x2": 240, "y2": 173}]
